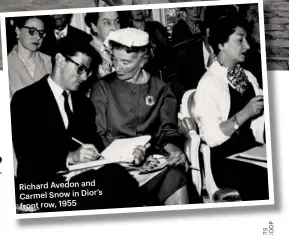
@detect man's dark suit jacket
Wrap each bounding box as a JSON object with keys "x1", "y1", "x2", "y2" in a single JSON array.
[
  {"x1": 11, "y1": 75, "x2": 104, "y2": 183},
  {"x1": 40, "y1": 25, "x2": 92, "y2": 56}
]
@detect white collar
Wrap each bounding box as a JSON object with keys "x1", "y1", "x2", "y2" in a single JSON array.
[
  {"x1": 54, "y1": 25, "x2": 68, "y2": 38},
  {"x1": 207, "y1": 60, "x2": 229, "y2": 84},
  {"x1": 47, "y1": 76, "x2": 69, "y2": 100}
]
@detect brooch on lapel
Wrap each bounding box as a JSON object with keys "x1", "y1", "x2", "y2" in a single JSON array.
[{"x1": 145, "y1": 95, "x2": 155, "y2": 106}]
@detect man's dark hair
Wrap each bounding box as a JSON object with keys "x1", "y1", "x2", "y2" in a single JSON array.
[{"x1": 51, "y1": 39, "x2": 101, "y2": 69}]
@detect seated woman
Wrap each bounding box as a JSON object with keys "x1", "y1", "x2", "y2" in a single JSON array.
[
  {"x1": 90, "y1": 28, "x2": 190, "y2": 206},
  {"x1": 8, "y1": 16, "x2": 52, "y2": 97},
  {"x1": 194, "y1": 16, "x2": 268, "y2": 201},
  {"x1": 85, "y1": 11, "x2": 121, "y2": 78}
]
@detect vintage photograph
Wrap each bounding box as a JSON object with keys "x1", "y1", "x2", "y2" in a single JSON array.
[{"x1": 3, "y1": 0, "x2": 273, "y2": 218}]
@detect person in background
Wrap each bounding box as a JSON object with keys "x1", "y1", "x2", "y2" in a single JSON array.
[
  {"x1": 40, "y1": 14, "x2": 92, "y2": 57},
  {"x1": 129, "y1": 10, "x2": 170, "y2": 79},
  {"x1": 194, "y1": 16, "x2": 268, "y2": 201},
  {"x1": 171, "y1": 7, "x2": 204, "y2": 46},
  {"x1": 8, "y1": 16, "x2": 52, "y2": 97},
  {"x1": 90, "y1": 28, "x2": 192, "y2": 206},
  {"x1": 85, "y1": 11, "x2": 121, "y2": 78},
  {"x1": 167, "y1": 7, "x2": 212, "y2": 104}
]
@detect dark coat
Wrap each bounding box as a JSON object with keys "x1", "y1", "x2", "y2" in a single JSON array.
[
  {"x1": 90, "y1": 73, "x2": 182, "y2": 152},
  {"x1": 40, "y1": 25, "x2": 92, "y2": 57}
]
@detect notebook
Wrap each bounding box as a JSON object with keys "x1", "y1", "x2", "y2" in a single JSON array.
[
  {"x1": 228, "y1": 145, "x2": 267, "y2": 168},
  {"x1": 68, "y1": 135, "x2": 151, "y2": 171}
]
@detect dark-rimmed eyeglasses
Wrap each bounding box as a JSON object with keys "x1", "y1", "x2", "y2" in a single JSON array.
[
  {"x1": 62, "y1": 54, "x2": 92, "y2": 76},
  {"x1": 22, "y1": 26, "x2": 46, "y2": 38}
]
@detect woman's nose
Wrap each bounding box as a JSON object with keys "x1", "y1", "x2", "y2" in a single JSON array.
[
  {"x1": 244, "y1": 39, "x2": 250, "y2": 50},
  {"x1": 111, "y1": 23, "x2": 118, "y2": 31},
  {"x1": 115, "y1": 62, "x2": 122, "y2": 72}
]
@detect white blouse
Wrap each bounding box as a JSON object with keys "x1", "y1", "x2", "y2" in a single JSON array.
[{"x1": 194, "y1": 61, "x2": 265, "y2": 147}]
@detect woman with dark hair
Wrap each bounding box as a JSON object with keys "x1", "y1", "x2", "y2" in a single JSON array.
[
  {"x1": 8, "y1": 16, "x2": 52, "y2": 97},
  {"x1": 171, "y1": 7, "x2": 204, "y2": 46},
  {"x1": 85, "y1": 11, "x2": 121, "y2": 78},
  {"x1": 90, "y1": 28, "x2": 191, "y2": 205},
  {"x1": 195, "y1": 16, "x2": 268, "y2": 201}
]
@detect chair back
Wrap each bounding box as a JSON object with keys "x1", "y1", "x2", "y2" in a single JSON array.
[{"x1": 178, "y1": 89, "x2": 202, "y2": 195}]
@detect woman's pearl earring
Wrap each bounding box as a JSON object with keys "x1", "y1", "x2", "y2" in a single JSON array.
[{"x1": 16, "y1": 34, "x2": 19, "y2": 39}]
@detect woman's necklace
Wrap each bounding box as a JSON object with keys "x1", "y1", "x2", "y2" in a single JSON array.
[
  {"x1": 185, "y1": 19, "x2": 200, "y2": 34},
  {"x1": 17, "y1": 51, "x2": 36, "y2": 67}
]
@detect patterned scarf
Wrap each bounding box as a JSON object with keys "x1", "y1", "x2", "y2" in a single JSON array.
[{"x1": 227, "y1": 64, "x2": 250, "y2": 95}]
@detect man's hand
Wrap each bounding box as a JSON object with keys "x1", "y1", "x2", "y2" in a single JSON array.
[
  {"x1": 68, "y1": 144, "x2": 100, "y2": 165},
  {"x1": 132, "y1": 143, "x2": 151, "y2": 166}
]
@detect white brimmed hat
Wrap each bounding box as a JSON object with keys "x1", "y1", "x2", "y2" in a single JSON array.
[
  {"x1": 100, "y1": 28, "x2": 150, "y2": 66},
  {"x1": 105, "y1": 27, "x2": 149, "y2": 47}
]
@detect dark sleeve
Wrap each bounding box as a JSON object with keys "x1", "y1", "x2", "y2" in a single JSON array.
[
  {"x1": 151, "y1": 21, "x2": 169, "y2": 48},
  {"x1": 11, "y1": 91, "x2": 68, "y2": 181},
  {"x1": 89, "y1": 80, "x2": 111, "y2": 147},
  {"x1": 156, "y1": 85, "x2": 183, "y2": 149},
  {"x1": 171, "y1": 21, "x2": 186, "y2": 46},
  {"x1": 80, "y1": 97, "x2": 105, "y2": 153}
]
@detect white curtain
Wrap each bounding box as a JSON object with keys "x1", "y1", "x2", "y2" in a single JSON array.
[
  {"x1": 70, "y1": 13, "x2": 90, "y2": 34},
  {"x1": 152, "y1": 9, "x2": 167, "y2": 26}
]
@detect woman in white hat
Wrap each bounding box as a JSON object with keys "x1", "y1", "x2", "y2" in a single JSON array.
[{"x1": 90, "y1": 28, "x2": 191, "y2": 206}]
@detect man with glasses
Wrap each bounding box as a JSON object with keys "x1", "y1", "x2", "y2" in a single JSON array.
[{"x1": 11, "y1": 40, "x2": 141, "y2": 213}]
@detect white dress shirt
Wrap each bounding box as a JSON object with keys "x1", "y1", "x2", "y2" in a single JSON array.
[
  {"x1": 54, "y1": 25, "x2": 68, "y2": 40},
  {"x1": 202, "y1": 42, "x2": 214, "y2": 69},
  {"x1": 194, "y1": 61, "x2": 265, "y2": 147},
  {"x1": 47, "y1": 76, "x2": 73, "y2": 129}
]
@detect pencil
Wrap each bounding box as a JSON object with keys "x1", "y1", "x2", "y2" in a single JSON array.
[
  {"x1": 72, "y1": 137, "x2": 104, "y2": 159},
  {"x1": 72, "y1": 137, "x2": 84, "y2": 146}
]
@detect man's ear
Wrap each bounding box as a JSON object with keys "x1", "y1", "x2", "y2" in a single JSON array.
[
  {"x1": 15, "y1": 26, "x2": 20, "y2": 39},
  {"x1": 55, "y1": 53, "x2": 66, "y2": 68}
]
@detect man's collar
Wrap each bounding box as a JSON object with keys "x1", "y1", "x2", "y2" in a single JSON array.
[
  {"x1": 54, "y1": 25, "x2": 68, "y2": 39},
  {"x1": 47, "y1": 76, "x2": 69, "y2": 99}
]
